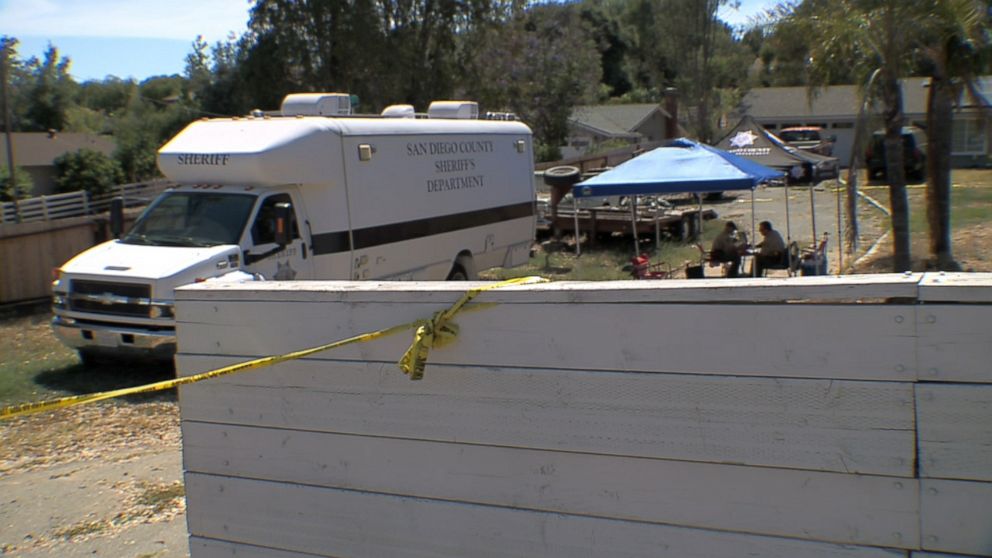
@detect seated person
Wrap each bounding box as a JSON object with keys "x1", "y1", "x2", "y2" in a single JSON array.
[
  {"x1": 752, "y1": 220, "x2": 787, "y2": 276},
  {"x1": 709, "y1": 221, "x2": 744, "y2": 277}
]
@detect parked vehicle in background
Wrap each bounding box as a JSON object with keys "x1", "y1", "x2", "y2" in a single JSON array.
[
  {"x1": 51, "y1": 93, "x2": 536, "y2": 365},
  {"x1": 865, "y1": 126, "x2": 928, "y2": 181},
  {"x1": 778, "y1": 126, "x2": 836, "y2": 157}
]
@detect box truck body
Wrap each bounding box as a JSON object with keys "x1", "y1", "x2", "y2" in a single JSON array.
[{"x1": 52, "y1": 98, "x2": 535, "y2": 362}]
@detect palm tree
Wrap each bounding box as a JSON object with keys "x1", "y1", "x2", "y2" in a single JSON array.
[
  {"x1": 915, "y1": 0, "x2": 989, "y2": 270},
  {"x1": 779, "y1": 0, "x2": 915, "y2": 271}
]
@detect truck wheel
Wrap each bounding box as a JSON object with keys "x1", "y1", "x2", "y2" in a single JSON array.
[
  {"x1": 543, "y1": 166, "x2": 581, "y2": 188},
  {"x1": 78, "y1": 350, "x2": 99, "y2": 368},
  {"x1": 447, "y1": 264, "x2": 468, "y2": 281}
]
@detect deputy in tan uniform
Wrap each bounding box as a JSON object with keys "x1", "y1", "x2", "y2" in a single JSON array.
[{"x1": 752, "y1": 220, "x2": 786, "y2": 276}]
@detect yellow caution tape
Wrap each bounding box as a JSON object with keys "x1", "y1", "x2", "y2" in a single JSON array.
[
  {"x1": 398, "y1": 276, "x2": 546, "y2": 379},
  {"x1": 1, "y1": 276, "x2": 547, "y2": 421}
]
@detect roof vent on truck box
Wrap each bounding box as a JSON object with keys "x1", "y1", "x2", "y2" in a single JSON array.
[
  {"x1": 428, "y1": 101, "x2": 478, "y2": 120},
  {"x1": 281, "y1": 93, "x2": 352, "y2": 116},
  {"x1": 381, "y1": 104, "x2": 416, "y2": 118}
]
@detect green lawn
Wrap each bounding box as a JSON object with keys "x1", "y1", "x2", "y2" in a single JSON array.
[
  {"x1": 0, "y1": 314, "x2": 176, "y2": 408},
  {"x1": 905, "y1": 183, "x2": 992, "y2": 235},
  {"x1": 482, "y1": 222, "x2": 724, "y2": 281},
  {"x1": 0, "y1": 314, "x2": 80, "y2": 407}
]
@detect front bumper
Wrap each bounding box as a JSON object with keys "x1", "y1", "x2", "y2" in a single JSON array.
[{"x1": 52, "y1": 315, "x2": 176, "y2": 360}]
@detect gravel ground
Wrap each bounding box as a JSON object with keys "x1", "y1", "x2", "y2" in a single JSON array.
[{"x1": 1, "y1": 404, "x2": 187, "y2": 557}]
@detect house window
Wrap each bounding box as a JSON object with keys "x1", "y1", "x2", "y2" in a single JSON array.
[
  {"x1": 831, "y1": 122, "x2": 854, "y2": 129},
  {"x1": 952, "y1": 118, "x2": 986, "y2": 155}
]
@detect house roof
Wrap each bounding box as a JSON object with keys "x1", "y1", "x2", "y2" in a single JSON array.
[
  {"x1": 0, "y1": 132, "x2": 116, "y2": 168},
  {"x1": 569, "y1": 104, "x2": 670, "y2": 139},
  {"x1": 739, "y1": 77, "x2": 937, "y2": 121}
]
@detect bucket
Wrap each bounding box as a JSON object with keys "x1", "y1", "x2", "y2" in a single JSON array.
[{"x1": 685, "y1": 264, "x2": 705, "y2": 279}]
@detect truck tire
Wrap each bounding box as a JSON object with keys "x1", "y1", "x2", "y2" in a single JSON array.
[
  {"x1": 446, "y1": 264, "x2": 468, "y2": 281},
  {"x1": 543, "y1": 166, "x2": 581, "y2": 188}
]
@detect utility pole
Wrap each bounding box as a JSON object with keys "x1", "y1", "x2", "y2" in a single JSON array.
[{"x1": 1, "y1": 39, "x2": 19, "y2": 223}]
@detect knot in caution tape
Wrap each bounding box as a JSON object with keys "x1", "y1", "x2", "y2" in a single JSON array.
[
  {"x1": 398, "y1": 276, "x2": 546, "y2": 380},
  {"x1": 398, "y1": 311, "x2": 459, "y2": 380},
  {"x1": 1, "y1": 276, "x2": 547, "y2": 420}
]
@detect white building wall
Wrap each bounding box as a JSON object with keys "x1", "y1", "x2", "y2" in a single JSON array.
[{"x1": 176, "y1": 273, "x2": 992, "y2": 558}]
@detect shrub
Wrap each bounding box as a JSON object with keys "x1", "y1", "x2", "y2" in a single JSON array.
[
  {"x1": 53, "y1": 148, "x2": 124, "y2": 197},
  {"x1": 0, "y1": 166, "x2": 33, "y2": 202}
]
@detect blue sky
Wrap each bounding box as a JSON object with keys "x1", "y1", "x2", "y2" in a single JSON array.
[
  {"x1": 3, "y1": 0, "x2": 778, "y2": 82},
  {"x1": 2, "y1": 0, "x2": 251, "y2": 81}
]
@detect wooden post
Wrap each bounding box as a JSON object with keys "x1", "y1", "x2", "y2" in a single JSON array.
[
  {"x1": 589, "y1": 208, "x2": 598, "y2": 248},
  {"x1": 1, "y1": 42, "x2": 19, "y2": 223}
]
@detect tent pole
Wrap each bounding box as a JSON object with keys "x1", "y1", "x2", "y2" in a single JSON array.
[
  {"x1": 836, "y1": 177, "x2": 843, "y2": 274},
  {"x1": 630, "y1": 196, "x2": 639, "y2": 255},
  {"x1": 785, "y1": 178, "x2": 792, "y2": 273},
  {"x1": 810, "y1": 183, "x2": 818, "y2": 250},
  {"x1": 654, "y1": 202, "x2": 660, "y2": 253},
  {"x1": 751, "y1": 187, "x2": 757, "y2": 277},
  {"x1": 698, "y1": 194, "x2": 703, "y2": 239},
  {"x1": 573, "y1": 196, "x2": 581, "y2": 256}
]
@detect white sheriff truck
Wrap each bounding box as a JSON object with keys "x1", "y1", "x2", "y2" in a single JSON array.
[{"x1": 51, "y1": 94, "x2": 535, "y2": 364}]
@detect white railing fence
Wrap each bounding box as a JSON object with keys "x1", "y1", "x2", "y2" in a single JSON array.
[{"x1": 0, "y1": 180, "x2": 174, "y2": 224}]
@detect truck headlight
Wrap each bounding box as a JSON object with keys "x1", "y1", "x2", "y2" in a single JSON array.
[
  {"x1": 52, "y1": 293, "x2": 67, "y2": 309},
  {"x1": 149, "y1": 303, "x2": 175, "y2": 319}
]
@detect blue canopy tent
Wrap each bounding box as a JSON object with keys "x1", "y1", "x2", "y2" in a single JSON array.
[
  {"x1": 573, "y1": 138, "x2": 783, "y2": 198},
  {"x1": 570, "y1": 138, "x2": 785, "y2": 266}
]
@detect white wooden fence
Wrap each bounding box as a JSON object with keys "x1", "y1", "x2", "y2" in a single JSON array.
[
  {"x1": 175, "y1": 273, "x2": 992, "y2": 558},
  {"x1": 0, "y1": 180, "x2": 172, "y2": 224}
]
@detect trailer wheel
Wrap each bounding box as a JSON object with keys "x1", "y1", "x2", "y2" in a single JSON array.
[
  {"x1": 543, "y1": 166, "x2": 581, "y2": 188},
  {"x1": 446, "y1": 264, "x2": 468, "y2": 281}
]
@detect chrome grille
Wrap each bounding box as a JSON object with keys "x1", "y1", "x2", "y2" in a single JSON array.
[{"x1": 69, "y1": 280, "x2": 152, "y2": 317}]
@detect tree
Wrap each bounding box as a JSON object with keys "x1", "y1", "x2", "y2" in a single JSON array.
[
  {"x1": 238, "y1": 0, "x2": 520, "y2": 112},
  {"x1": 0, "y1": 166, "x2": 32, "y2": 201},
  {"x1": 613, "y1": 0, "x2": 745, "y2": 141},
  {"x1": 915, "y1": 0, "x2": 989, "y2": 270},
  {"x1": 672, "y1": 0, "x2": 724, "y2": 142},
  {"x1": 461, "y1": 3, "x2": 602, "y2": 160},
  {"x1": 780, "y1": 0, "x2": 915, "y2": 272},
  {"x1": 579, "y1": 0, "x2": 632, "y2": 99},
  {"x1": 113, "y1": 87, "x2": 195, "y2": 181},
  {"x1": 20, "y1": 45, "x2": 78, "y2": 132},
  {"x1": 53, "y1": 148, "x2": 124, "y2": 197}
]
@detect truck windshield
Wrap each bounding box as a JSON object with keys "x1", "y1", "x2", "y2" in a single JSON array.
[{"x1": 122, "y1": 191, "x2": 257, "y2": 247}]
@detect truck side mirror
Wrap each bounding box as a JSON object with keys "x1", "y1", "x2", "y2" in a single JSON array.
[
  {"x1": 273, "y1": 202, "x2": 292, "y2": 246},
  {"x1": 110, "y1": 197, "x2": 124, "y2": 239}
]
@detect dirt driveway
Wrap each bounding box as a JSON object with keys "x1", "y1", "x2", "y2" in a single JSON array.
[
  {"x1": 1, "y1": 403, "x2": 187, "y2": 557},
  {"x1": 703, "y1": 181, "x2": 889, "y2": 273}
]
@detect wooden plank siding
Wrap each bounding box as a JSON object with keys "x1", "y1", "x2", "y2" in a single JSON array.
[
  {"x1": 176, "y1": 300, "x2": 919, "y2": 382},
  {"x1": 920, "y1": 479, "x2": 992, "y2": 556},
  {"x1": 181, "y1": 422, "x2": 918, "y2": 547},
  {"x1": 175, "y1": 273, "x2": 992, "y2": 558},
  {"x1": 184, "y1": 474, "x2": 904, "y2": 558},
  {"x1": 0, "y1": 210, "x2": 142, "y2": 305},
  {"x1": 917, "y1": 305, "x2": 992, "y2": 384},
  {"x1": 917, "y1": 384, "x2": 992, "y2": 482},
  {"x1": 0, "y1": 216, "x2": 95, "y2": 303},
  {"x1": 176, "y1": 358, "x2": 916, "y2": 477}
]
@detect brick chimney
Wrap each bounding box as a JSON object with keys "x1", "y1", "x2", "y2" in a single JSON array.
[{"x1": 663, "y1": 88, "x2": 679, "y2": 139}]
